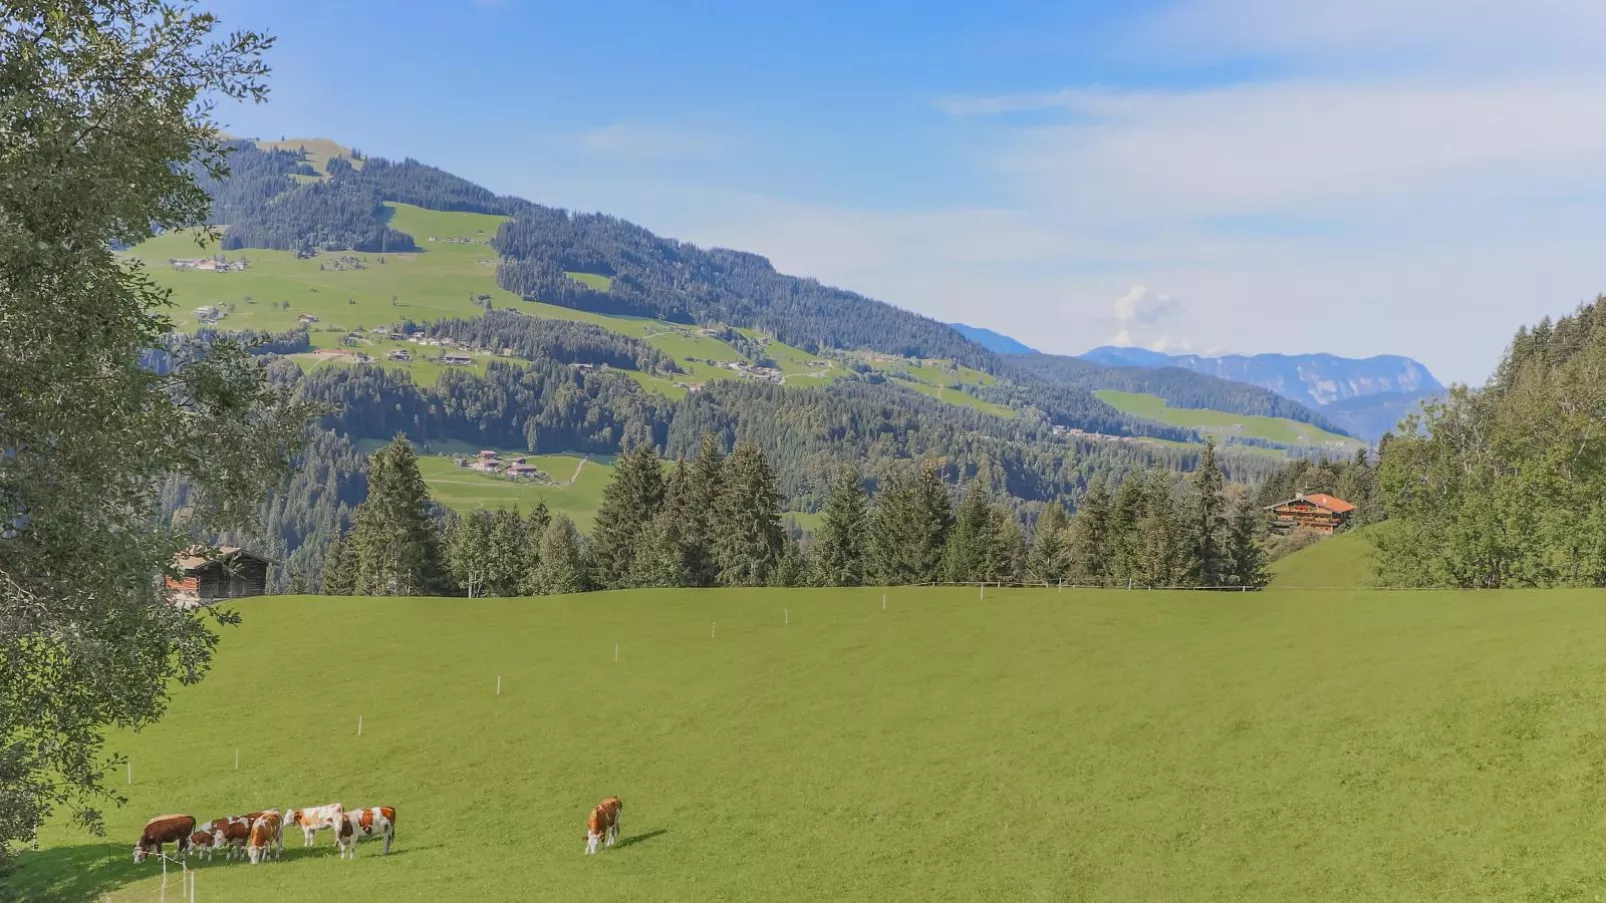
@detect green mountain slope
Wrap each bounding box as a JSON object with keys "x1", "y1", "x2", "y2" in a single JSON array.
[
  {"x1": 1096, "y1": 391, "x2": 1363, "y2": 453},
  {"x1": 1268, "y1": 529, "x2": 1376, "y2": 589}
]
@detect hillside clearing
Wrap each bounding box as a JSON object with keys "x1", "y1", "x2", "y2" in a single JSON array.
[
  {"x1": 17, "y1": 587, "x2": 1606, "y2": 901},
  {"x1": 1268, "y1": 528, "x2": 1376, "y2": 588},
  {"x1": 1096, "y1": 390, "x2": 1361, "y2": 451}
]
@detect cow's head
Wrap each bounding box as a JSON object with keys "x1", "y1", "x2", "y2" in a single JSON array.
[
  {"x1": 287, "y1": 809, "x2": 302, "y2": 827},
  {"x1": 132, "y1": 840, "x2": 151, "y2": 863}
]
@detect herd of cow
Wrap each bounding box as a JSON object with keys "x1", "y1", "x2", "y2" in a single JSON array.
[
  {"x1": 132, "y1": 804, "x2": 394, "y2": 865},
  {"x1": 132, "y1": 795, "x2": 623, "y2": 867}
]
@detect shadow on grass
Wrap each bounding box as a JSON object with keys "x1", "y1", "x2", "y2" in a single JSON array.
[
  {"x1": 6, "y1": 840, "x2": 445, "y2": 900},
  {"x1": 612, "y1": 828, "x2": 667, "y2": 850},
  {"x1": 7, "y1": 841, "x2": 141, "y2": 903}
]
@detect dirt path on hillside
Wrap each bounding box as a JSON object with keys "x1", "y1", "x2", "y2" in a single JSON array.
[{"x1": 563, "y1": 456, "x2": 588, "y2": 487}]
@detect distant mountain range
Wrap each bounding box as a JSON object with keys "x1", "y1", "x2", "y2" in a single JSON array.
[
  {"x1": 1078, "y1": 347, "x2": 1442, "y2": 408},
  {"x1": 950, "y1": 323, "x2": 1038, "y2": 355},
  {"x1": 1077, "y1": 347, "x2": 1444, "y2": 441}
]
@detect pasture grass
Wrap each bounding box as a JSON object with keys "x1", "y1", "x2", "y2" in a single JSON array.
[
  {"x1": 1268, "y1": 528, "x2": 1377, "y2": 589},
  {"x1": 18, "y1": 587, "x2": 1606, "y2": 901},
  {"x1": 252, "y1": 137, "x2": 364, "y2": 176},
  {"x1": 1096, "y1": 390, "x2": 1362, "y2": 451},
  {"x1": 415, "y1": 454, "x2": 612, "y2": 531}
]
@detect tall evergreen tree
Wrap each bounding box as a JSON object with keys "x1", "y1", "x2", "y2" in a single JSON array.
[
  {"x1": 1186, "y1": 442, "x2": 1228, "y2": 587},
  {"x1": 321, "y1": 532, "x2": 356, "y2": 595},
  {"x1": 683, "y1": 435, "x2": 725, "y2": 586},
  {"x1": 1064, "y1": 479, "x2": 1113, "y2": 585},
  {"x1": 771, "y1": 533, "x2": 809, "y2": 587},
  {"x1": 1027, "y1": 502, "x2": 1070, "y2": 584},
  {"x1": 870, "y1": 462, "x2": 953, "y2": 584},
  {"x1": 986, "y1": 504, "x2": 1027, "y2": 582},
  {"x1": 812, "y1": 467, "x2": 870, "y2": 586},
  {"x1": 530, "y1": 514, "x2": 588, "y2": 595},
  {"x1": 945, "y1": 480, "x2": 995, "y2": 583},
  {"x1": 712, "y1": 441, "x2": 784, "y2": 586},
  {"x1": 349, "y1": 436, "x2": 445, "y2": 595},
  {"x1": 1223, "y1": 493, "x2": 1270, "y2": 588},
  {"x1": 1135, "y1": 474, "x2": 1190, "y2": 588},
  {"x1": 485, "y1": 507, "x2": 528, "y2": 596},
  {"x1": 589, "y1": 443, "x2": 665, "y2": 588},
  {"x1": 1106, "y1": 473, "x2": 1150, "y2": 585}
]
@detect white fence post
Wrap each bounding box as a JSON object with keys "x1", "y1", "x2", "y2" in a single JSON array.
[
  {"x1": 614, "y1": 642, "x2": 619, "y2": 662},
  {"x1": 357, "y1": 715, "x2": 363, "y2": 736},
  {"x1": 496, "y1": 675, "x2": 501, "y2": 695}
]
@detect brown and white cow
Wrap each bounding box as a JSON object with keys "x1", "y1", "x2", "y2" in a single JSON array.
[
  {"x1": 584, "y1": 797, "x2": 622, "y2": 855},
  {"x1": 333, "y1": 806, "x2": 396, "y2": 859},
  {"x1": 188, "y1": 830, "x2": 220, "y2": 859},
  {"x1": 134, "y1": 814, "x2": 195, "y2": 863},
  {"x1": 288, "y1": 803, "x2": 344, "y2": 847},
  {"x1": 247, "y1": 811, "x2": 283, "y2": 865},
  {"x1": 196, "y1": 813, "x2": 258, "y2": 861}
]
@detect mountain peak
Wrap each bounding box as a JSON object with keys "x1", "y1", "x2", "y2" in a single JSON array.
[{"x1": 949, "y1": 324, "x2": 1038, "y2": 355}]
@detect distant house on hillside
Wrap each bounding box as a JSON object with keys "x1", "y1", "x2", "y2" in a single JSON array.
[
  {"x1": 441, "y1": 353, "x2": 472, "y2": 365},
  {"x1": 1265, "y1": 492, "x2": 1356, "y2": 535},
  {"x1": 166, "y1": 547, "x2": 271, "y2": 609}
]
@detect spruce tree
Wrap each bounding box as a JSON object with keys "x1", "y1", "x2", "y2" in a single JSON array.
[
  {"x1": 683, "y1": 435, "x2": 725, "y2": 585},
  {"x1": 870, "y1": 462, "x2": 953, "y2": 584},
  {"x1": 486, "y1": 507, "x2": 528, "y2": 596},
  {"x1": 986, "y1": 504, "x2": 1027, "y2": 582},
  {"x1": 812, "y1": 467, "x2": 870, "y2": 586},
  {"x1": 1106, "y1": 473, "x2": 1150, "y2": 585},
  {"x1": 1135, "y1": 474, "x2": 1188, "y2": 588},
  {"x1": 531, "y1": 514, "x2": 588, "y2": 595},
  {"x1": 945, "y1": 480, "x2": 994, "y2": 582},
  {"x1": 589, "y1": 443, "x2": 665, "y2": 588},
  {"x1": 1027, "y1": 502, "x2": 1070, "y2": 585},
  {"x1": 633, "y1": 485, "x2": 694, "y2": 587},
  {"x1": 1186, "y1": 442, "x2": 1228, "y2": 587},
  {"x1": 712, "y1": 441, "x2": 784, "y2": 586},
  {"x1": 1064, "y1": 479, "x2": 1113, "y2": 585},
  {"x1": 771, "y1": 534, "x2": 809, "y2": 587},
  {"x1": 322, "y1": 533, "x2": 356, "y2": 595},
  {"x1": 1224, "y1": 493, "x2": 1270, "y2": 588},
  {"x1": 349, "y1": 436, "x2": 445, "y2": 596}
]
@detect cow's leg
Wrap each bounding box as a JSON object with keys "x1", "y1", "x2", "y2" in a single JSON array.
[
  {"x1": 383, "y1": 827, "x2": 393, "y2": 855},
  {"x1": 586, "y1": 831, "x2": 599, "y2": 855}
]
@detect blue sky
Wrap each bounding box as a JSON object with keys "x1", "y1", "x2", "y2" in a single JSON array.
[{"x1": 213, "y1": 0, "x2": 1606, "y2": 384}]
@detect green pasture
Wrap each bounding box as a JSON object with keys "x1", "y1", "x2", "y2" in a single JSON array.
[
  {"x1": 1268, "y1": 528, "x2": 1377, "y2": 589},
  {"x1": 1096, "y1": 390, "x2": 1362, "y2": 451},
  {"x1": 17, "y1": 587, "x2": 1606, "y2": 901},
  {"x1": 415, "y1": 454, "x2": 613, "y2": 531}
]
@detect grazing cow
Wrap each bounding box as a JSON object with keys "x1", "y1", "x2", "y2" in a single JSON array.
[
  {"x1": 197, "y1": 813, "x2": 258, "y2": 861},
  {"x1": 188, "y1": 830, "x2": 220, "y2": 860},
  {"x1": 288, "y1": 803, "x2": 344, "y2": 847},
  {"x1": 247, "y1": 811, "x2": 283, "y2": 865},
  {"x1": 334, "y1": 806, "x2": 396, "y2": 860},
  {"x1": 134, "y1": 814, "x2": 195, "y2": 863},
  {"x1": 584, "y1": 797, "x2": 622, "y2": 855}
]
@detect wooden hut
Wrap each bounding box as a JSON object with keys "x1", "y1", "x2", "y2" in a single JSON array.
[{"x1": 166, "y1": 547, "x2": 271, "y2": 608}]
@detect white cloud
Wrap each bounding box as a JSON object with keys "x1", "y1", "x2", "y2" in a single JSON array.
[
  {"x1": 1112, "y1": 285, "x2": 1182, "y2": 327},
  {"x1": 577, "y1": 123, "x2": 724, "y2": 158}
]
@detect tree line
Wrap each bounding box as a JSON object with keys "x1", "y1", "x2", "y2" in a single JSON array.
[
  {"x1": 1372, "y1": 297, "x2": 1606, "y2": 587},
  {"x1": 318, "y1": 436, "x2": 1268, "y2": 598},
  {"x1": 425, "y1": 310, "x2": 679, "y2": 374}
]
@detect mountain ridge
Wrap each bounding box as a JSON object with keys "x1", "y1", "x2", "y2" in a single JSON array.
[
  {"x1": 950, "y1": 323, "x2": 1038, "y2": 355},
  {"x1": 1079, "y1": 346, "x2": 1442, "y2": 408}
]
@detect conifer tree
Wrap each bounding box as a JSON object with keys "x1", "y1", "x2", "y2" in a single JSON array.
[
  {"x1": 633, "y1": 502, "x2": 694, "y2": 588},
  {"x1": 1064, "y1": 479, "x2": 1113, "y2": 585},
  {"x1": 1106, "y1": 473, "x2": 1150, "y2": 585},
  {"x1": 771, "y1": 534, "x2": 809, "y2": 587},
  {"x1": 1027, "y1": 502, "x2": 1070, "y2": 584},
  {"x1": 712, "y1": 441, "x2": 784, "y2": 586},
  {"x1": 445, "y1": 509, "x2": 494, "y2": 597},
  {"x1": 812, "y1": 467, "x2": 870, "y2": 586},
  {"x1": 986, "y1": 504, "x2": 1027, "y2": 582},
  {"x1": 870, "y1": 462, "x2": 953, "y2": 584},
  {"x1": 683, "y1": 435, "x2": 725, "y2": 585},
  {"x1": 589, "y1": 443, "x2": 664, "y2": 588},
  {"x1": 349, "y1": 436, "x2": 445, "y2": 595},
  {"x1": 945, "y1": 480, "x2": 995, "y2": 583},
  {"x1": 1223, "y1": 493, "x2": 1270, "y2": 588},
  {"x1": 321, "y1": 533, "x2": 356, "y2": 595},
  {"x1": 1186, "y1": 442, "x2": 1227, "y2": 587},
  {"x1": 1135, "y1": 474, "x2": 1189, "y2": 588},
  {"x1": 531, "y1": 514, "x2": 588, "y2": 595},
  {"x1": 485, "y1": 507, "x2": 528, "y2": 596}
]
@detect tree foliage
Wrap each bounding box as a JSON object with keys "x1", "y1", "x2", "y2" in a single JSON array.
[{"x1": 0, "y1": 0, "x2": 307, "y2": 865}]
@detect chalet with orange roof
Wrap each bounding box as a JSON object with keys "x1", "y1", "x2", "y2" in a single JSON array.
[{"x1": 1264, "y1": 492, "x2": 1356, "y2": 535}]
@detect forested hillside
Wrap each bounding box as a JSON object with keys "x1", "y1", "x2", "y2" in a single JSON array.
[
  {"x1": 1005, "y1": 353, "x2": 1348, "y2": 434},
  {"x1": 1372, "y1": 297, "x2": 1606, "y2": 587}
]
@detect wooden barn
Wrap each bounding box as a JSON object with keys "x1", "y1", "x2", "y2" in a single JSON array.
[
  {"x1": 1264, "y1": 493, "x2": 1357, "y2": 535},
  {"x1": 166, "y1": 547, "x2": 271, "y2": 608}
]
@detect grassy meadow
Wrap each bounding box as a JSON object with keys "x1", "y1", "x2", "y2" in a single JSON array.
[
  {"x1": 1095, "y1": 390, "x2": 1362, "y2": 451},
  {"x1": 415, "y1": 454, "x2": 613, "y2": 531},
  {"x1": 17, "y1": 586, "x2": 1606, "y2": 901},
  {"x1": 1268, "y1": 529, "x2": 1377, "y2": 589}
]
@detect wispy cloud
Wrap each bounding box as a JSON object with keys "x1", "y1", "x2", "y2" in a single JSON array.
[{"x1": 577, "y1": 123, "x2": 724, "y2": 159}]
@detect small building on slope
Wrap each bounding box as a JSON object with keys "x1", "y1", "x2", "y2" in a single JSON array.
[
  {"x1": 1264, "y1": 492, "x2": 1356, "y2": 535},
  {"x1": 166, "y1": 547, "x2": 272, "y2": 608}
]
